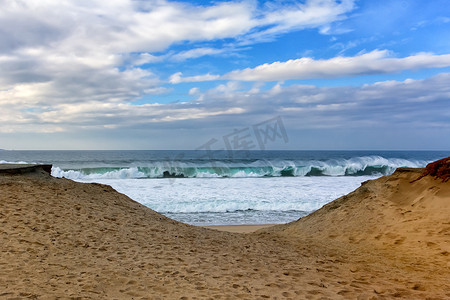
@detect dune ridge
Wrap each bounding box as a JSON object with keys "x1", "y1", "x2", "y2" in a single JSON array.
[{"x1": 1, "y1": 161, "x2": 449, "y2": 299}]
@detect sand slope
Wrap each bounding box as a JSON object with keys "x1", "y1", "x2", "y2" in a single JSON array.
[
  {"x1": 266, "y1": 168, "x2": 450, "y2": 254},
  {"x1": 1, "y1": 163, "x2": 449, "y2": 299},
  {"x1": 261, "y1": 166, "x2": 450, "y2": 298}
]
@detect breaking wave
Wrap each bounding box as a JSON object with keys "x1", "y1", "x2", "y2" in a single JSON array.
[{"x1": 51, "y1": 156, "x2": 427, "y2": 180}]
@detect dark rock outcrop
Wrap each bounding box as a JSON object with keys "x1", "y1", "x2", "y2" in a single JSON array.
[
  {"x1": 0, "y1": 164, "x2": 52, "y2": 175},
  {"x1": 421, "y1": 157, "x2": 450, "y2": 182}
]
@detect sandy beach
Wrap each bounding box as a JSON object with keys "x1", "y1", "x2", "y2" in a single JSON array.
[
  {"x1": 204, "y1": 225, "x2": 276, "y2": 233},
  {"x1": 1, "y1": 159, "x2": 449, "y2": 299}
]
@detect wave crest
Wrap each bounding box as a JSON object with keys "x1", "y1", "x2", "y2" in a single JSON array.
[{"x1": 51, "y1": 156, "x2": 427, "y2": 180}]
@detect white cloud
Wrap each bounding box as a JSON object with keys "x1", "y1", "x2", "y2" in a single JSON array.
[
  {"x1": 1, "y1": 0, "x2": 355, "y2": 60},
  {"x1": 2, "y1": 0, "x2": 449, "y2": 150},
  {"x1": 171, "y1": 47, "x2": 226, "y2": 61},
  {"x1": 260, "y1": 0, "x2": 354, "y2": 33},
  {"x1": 223, "y1": 50, "x2": 450, "y2": 81},
  {"x1": 169, "y1": 72, "x2": 221, "y2": 84},
  {"x1": 3, "y1": 73, "x2": 449, "y2": 134},
  {"x1": 188, "y1": 87, "x2": 201, "y2": 96},
  {"x1": 0, "y1": 0, "x2": 357, "y2": 117},
  {"x1": 131, "y1": 53, "x2": 166, "y2": 65},
  {"x1": 168, "y1": 50, "x2": 450, "y2": 83},
  {"x1": 233, "y1": 0, "x2": 355, "y2": 44}
]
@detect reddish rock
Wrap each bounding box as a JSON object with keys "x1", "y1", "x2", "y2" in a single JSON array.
[{"x1": 422, "y1": 157, "x2": 450, "y2": 182}]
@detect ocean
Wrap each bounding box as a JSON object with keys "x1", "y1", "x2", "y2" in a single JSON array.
[{"x1": 1, "y1": 150, "x2": 448, "y2": 225}]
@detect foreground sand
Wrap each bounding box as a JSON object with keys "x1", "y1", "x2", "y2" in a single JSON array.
[
  {"x1": 0, "y1": 161, "x2": 449, "y2": 299},
  {"x1": 204, "y1": 225, "x2": 276, "y2": 233}
]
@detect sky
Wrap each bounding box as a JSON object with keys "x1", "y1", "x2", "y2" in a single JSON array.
[{"x1": 1, "y1": 0, "x2": 450, "y2": 150}]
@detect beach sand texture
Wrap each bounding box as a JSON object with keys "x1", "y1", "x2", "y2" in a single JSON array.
[{"x1": 1, "y1": 160, "x2": 449, "y2": 299}]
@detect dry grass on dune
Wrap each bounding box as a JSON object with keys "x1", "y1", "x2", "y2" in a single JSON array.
[{"x1": 1, "y1": 161, "x2": 449, "y2": 299}]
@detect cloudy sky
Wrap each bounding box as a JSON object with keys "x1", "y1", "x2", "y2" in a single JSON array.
[{"x1": 1, "y1": 0, "x2": 450, "y2": 150}]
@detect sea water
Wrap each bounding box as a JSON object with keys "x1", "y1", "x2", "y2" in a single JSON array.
[{"x1": 1, "y1": 150, "x2": 448, "y2": 225}]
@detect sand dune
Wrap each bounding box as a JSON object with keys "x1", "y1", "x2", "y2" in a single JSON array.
[
  {"x1": 1, "y1": 161, "x2": 449, "y2": 299},
  {"x1": 265, "y1": 167, "x2": 450, "y2": 257}
]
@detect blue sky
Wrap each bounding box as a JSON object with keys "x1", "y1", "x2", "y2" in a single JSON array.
[{"x1": 0, "y1": 0, "x2": 449, "y2": 150}]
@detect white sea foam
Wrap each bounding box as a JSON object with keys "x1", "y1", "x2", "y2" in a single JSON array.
[
  {"x1": 52, "y1": 166, "x2": 146, "y2": 179},
  {"x1": 0, "y1": 160, "x2": 34, "y2": 164},
  {"x1": 76, "y1": 176, "x2": 375, "y2": 225}
]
